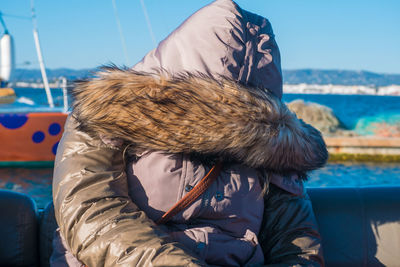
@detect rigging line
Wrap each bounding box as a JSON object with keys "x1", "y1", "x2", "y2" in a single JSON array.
[
  {"x1": 139, "y1": 0, "x2": 157, "y2": 48},
  {"x1": 0, "y1": 12, "x2": 9, "y2": 33},
  {"x1": 1, "y1": 13, "x2": 31, "y2": 21},
  {"x1": 112, "y1": 0, "x2": 130, "y2": 66}
]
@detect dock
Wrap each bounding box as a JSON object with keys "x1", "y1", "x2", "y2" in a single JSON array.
[{"x1": 325, "y1": 137, "x2": 400, "y2": 162}]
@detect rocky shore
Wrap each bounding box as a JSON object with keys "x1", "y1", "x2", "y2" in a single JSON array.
[
  {"x1": 287, "y1": 99, "x2": 400, "y2": 138},
  {"x1": 287, "y1": 99, "x2": 400, "y2": 162}
]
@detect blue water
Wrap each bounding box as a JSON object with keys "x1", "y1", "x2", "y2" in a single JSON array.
[
  {"x1": 0, "y1": 88, "x2": 67, "y2": 113},
  {"x1": 0, "y1": 168, "x2": 53, "y2": 209},
  {"x1": 308, "y1": 163, "x2": 400, "y2": 187}
]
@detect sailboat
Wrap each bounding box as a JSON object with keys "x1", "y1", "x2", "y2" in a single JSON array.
[
  {"x1": 0, "y1": 9, "x2": 67, "y2": 167},
  {"x1": 0, "y1": 0, "x2": 152, "y2": 166}
]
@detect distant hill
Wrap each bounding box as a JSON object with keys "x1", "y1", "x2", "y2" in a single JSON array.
[
  {"x1": 10, "y1": 68, "x2": 400, "y2": 87},
  {"x1": 11, "y1": 68, "x2": 94, "y2": 83},
  {"x1": 283, "y1": 69, "x2": 400, "y2": 87}
]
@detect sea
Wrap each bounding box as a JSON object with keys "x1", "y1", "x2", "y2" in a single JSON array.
[{"x1": 1, "y1": 88, "x2": 400, "y2": 208}]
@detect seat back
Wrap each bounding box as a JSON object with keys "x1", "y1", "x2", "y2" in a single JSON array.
[
  {"x1": 2, "y1": 186, "x2": 400, "y2": 267},
  {"x1": 308, "y1": 186, "x2": 400, "y2": 267},
  {"x1": 39, "y1": 202, "x2": 58, "y2": 267},
  {"x1": 0, "y1": 189, "x2": 38, "y2": 266}
]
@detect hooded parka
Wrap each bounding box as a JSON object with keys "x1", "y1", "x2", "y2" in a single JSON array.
[{"x1": 52, "y1": 0, "x2": 326, "y2": 266}]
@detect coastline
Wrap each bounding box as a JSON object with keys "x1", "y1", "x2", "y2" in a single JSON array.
[
  {"x1": 6, "y1": 81, "x2": 400, "y2": 96},
  {"x1": 284, "y1": 84, "x2": 400, "y2": 96},
  {"x1": 326, "y1": 137, "x2": 400, "y2": 162}
]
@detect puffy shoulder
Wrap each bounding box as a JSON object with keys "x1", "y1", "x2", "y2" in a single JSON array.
[{"x1": 269, "y1": 173, "x2": 304, "y2": 196}]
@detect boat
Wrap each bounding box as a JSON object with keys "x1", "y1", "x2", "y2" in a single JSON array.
[
  {"x1": 0, "y1": 7, "x2": 68, "y2": 167},
  {"x1": 0, "y1": 112, "x2": 67, "y2": 166},
  {"x1": 0, "y1": 87, "x2": 16, "y2": 104}
]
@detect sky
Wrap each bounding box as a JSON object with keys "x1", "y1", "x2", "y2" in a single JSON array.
[{"x1": 0, "y1": 0, "x2": 399, "y2": 74}]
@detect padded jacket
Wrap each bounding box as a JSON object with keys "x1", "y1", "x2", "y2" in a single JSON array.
[
  {"x1": 52, "y1": 0, "x2": 326, "y2": 266},
  {"x1": 53, "y1": 116, "x2": 325, "y2": 266}
]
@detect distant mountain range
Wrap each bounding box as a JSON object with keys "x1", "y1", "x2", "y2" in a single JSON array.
[
  {"x1": 283, "y1": 69, "x2": 400, "y2": 87},
  {"x1": 11, "y1": 68, "x2": 93, "y2": 83},
  {"x1": 10, "y1": 68, "x2": 400, "y2": 87}
]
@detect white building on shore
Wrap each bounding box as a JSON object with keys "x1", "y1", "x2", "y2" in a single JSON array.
[
  {"x1": 377, "y1": 85, "x2": 400, "y2": 96},
  {"x1": 7, "y1": 81, "x2": 400, "y2": 96},
  {"x1": 283, "y1": 83, "x2": 400, "y2": 96}
]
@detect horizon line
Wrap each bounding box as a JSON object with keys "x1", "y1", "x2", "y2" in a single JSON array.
[{"x1": 13, "y1": 67, "x2": 400, "y2": 76}]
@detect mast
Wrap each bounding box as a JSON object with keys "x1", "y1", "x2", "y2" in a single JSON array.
[{"x1": 31, "y1": 0, "x2": 54, "y2": 108}]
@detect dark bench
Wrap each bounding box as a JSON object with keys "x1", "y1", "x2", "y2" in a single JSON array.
[{"x1": 1, "y1": 187, "x2": 399, "y2": 266}]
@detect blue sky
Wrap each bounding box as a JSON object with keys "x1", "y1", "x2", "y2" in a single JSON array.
[{"x1": 1, "y1": 0, "x2": 399, "y2": 73}]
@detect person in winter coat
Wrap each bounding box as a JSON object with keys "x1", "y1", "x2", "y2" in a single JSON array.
[{"x1": 51, "y1": 0, "x2": 327, "y2": 266}]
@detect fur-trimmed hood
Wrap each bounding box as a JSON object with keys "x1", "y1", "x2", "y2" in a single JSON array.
[
  {"x1": 72, "y1": 67, "x2": 328, "y2": 174},
  {"x1": 73, "y1": 0, "x2": 327, "y2": 174}
]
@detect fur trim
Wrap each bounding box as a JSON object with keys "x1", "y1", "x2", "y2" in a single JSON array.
[{"x1": 72, "y1": 66, "x2": 328, "y2": 173}]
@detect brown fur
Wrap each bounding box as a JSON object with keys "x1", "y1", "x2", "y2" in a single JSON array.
[{"x1": 72, "y1": 66, "x2": 328, "y2": 174}]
